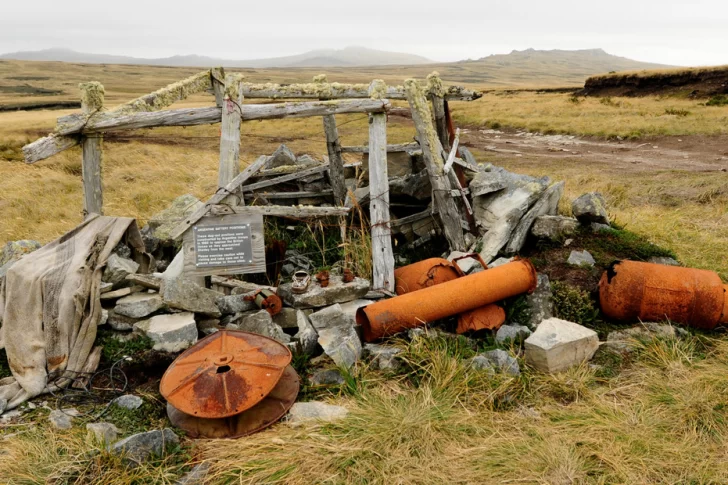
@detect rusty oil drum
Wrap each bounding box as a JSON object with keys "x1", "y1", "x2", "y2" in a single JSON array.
[
  {"x1": 394, "y1": 258, "x2": 463, "y2": 295},
  {"x1": 599, "y1": 260, "x2": 728, "y2": 330}
]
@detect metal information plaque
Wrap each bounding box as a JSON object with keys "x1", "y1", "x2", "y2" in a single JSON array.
[{"x1": 193, "y1": 223, "x2": 254, "y2": 268}]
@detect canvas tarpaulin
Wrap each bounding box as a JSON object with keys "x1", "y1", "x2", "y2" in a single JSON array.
[{"x1": 0, "y1": 215, "x2": 148, "y2": 411}]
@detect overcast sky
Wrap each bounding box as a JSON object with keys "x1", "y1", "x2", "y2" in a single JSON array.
[{"x1": 2, "y1": 0, "x2": 727, "y2": 66}]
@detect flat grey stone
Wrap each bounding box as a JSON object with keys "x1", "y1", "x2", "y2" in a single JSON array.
[
  {"x1": 110, "y1": 428, "x2": 179, "y2": 467},
  {"x1": 648, "y1": 256, "x2": 680, "y2": 267},
  {"x1": 338, "y1": 299, "x2": 374, "y2": 325},
  {"x1": 526, "y1": 274, "x2": 554, "y2": 328},
  {"x1": 215, "y1": 293, "x2": 256, "y2": 315},
  {"x1": 114, "y1": 394, "x2": 143, "y2": 410},
  {"x1": 567, "y1": 250, "x2": 595, "y2": 267},
  {"x1": 525, "y1": 318, "x2": 599, "y2": 373},
  {"x1": 99, "y1": 309, "x2": 109, "y2": 326},
  {"x1": 489, "y1": 257, "x2": 514, "y2": 268},
  {"x1": 286, "y1": 311, "x2": 318, "y2": 355},
  {"x1": 107, "y1": 309, "x2": 141, "y2": 332},
  {"x1": 0, "y1": 239, "x2": 41, "y2": 266},
  {"x1": 363, "y1": 343, "x2": 402, "y2": 371},
  {"x1": 482, "y1": 349, "x2": 521, "y2": 376},
  {"x1": 197, "y1": 318, "x2": 221, "y2": 336},
  {"x1": 278, "y1": 276, "x2": 370, "y2": 309},
  {"x1": 473, "y1": 168, "x2": 550, "y2": 263},
  {"x1": 272, "y1": 307, "x2": 299, "y2": 329},
  {"x1": 238, "y1": 310, "x2": 290, "y2": 344},
  {"x1": 134, "y1": 313, "x2": 198, "y2": 352},
  {"x1": 287, "y1": 402, "x2": 348, "y2": 424},
  {"x1": 100, "y1": 281, "x2": 114, "y2": 293},
  {"x1": 115, "y1": 293, "x2": 164, "y2": 319},
  {"x1": 470, "y1": 355, "x2": 496, "y2": 374},
  {"x1": 308, "y1": 304, "x2": 347, "y2": 330},
  {"x1": 506, "y1": 181, "x2": 565, "y2": 254},
  {"x1": 265, "y1": 144, "x2": 297, "y2": 169},
  {"x1": 0, "y1": 399, "x2": 7, "y2": 414},
  {"x1": 496, "y1": 324, "x2": 532, "y2": 344},
  {"x1": 606, "y1": 322, "x2": 683, "y2": 352},
  {"x1": 590, "y1": 222, "x2": 611, "y2": 232},
  {"x1": 572, "y1": 192, "x2": 609, "y2": 225},
  {"x1": 310, "y1": 369, "x2": 345, "y2": 386},
  {"x1": 162, "y1": 278, "x2": 222, "y2": 317},
  {"x1": 531, "y1": 215, "x2": 579, "y2": 241},
  {"x1": 49, "y1": 409, "x2": 72, "y2": 429},
  {"x1": 147, "y1": 194, "x2": 203, "y2": 245},
  {"x1": 103, "y1": 254, "x2": 139, "y2": 286},
  {"x1": 86, "y1": 422, "x2": 119, "y2": 445},
  {"x1": 100, "y1": 286, "x2": 141, "y2": 301},
  {"x1": 318, "y1": 324, "x2": 361, "y2": 369},
  {"x1": 469, "y1": 170, "x2": 507, "y2": 197},
  {"x1": 447, "y1": 251, "x2": 479, "y2": 274}
]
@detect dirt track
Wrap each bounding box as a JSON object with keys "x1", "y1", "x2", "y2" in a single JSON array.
[{"x1": 462, "y1": 128, "x2": 728, "y2": 174}]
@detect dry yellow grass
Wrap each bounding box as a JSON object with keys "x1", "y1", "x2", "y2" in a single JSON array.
[{"x1": 587, "y1": 64, "x2": 728, "y2": 82}]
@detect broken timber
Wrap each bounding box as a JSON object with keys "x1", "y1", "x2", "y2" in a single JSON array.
[
  {"x1": 240, "y1": 81, "x2": 481, "y2": 101},
  {"x1": 404, "y1": 79, "x2": 466, "y2": 252},
  {"x1": 340, "y1": 142, "x2": 420, "y2": 153},
  {"x1": 80, "y1": 82, "x2": 104, "y2": 215},
  {"x1": 218, "y1": 74, "x2": 245, "y2": 191}
]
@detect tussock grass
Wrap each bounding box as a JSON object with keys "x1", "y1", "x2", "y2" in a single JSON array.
[
  {"x1": 587, "y1": 64, "x2": 728, "y2": 82},
  {"x1": 191, "y1": 332, "x2": 728, "y2": 484}
]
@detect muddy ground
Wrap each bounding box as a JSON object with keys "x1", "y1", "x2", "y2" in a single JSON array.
[{"x1": 462, "y1": 128, "x2": 728, "y2": 174}]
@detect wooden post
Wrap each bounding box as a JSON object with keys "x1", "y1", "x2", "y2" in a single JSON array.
[
  {"x1": 368, "y1": 112, "x2": 395, "y2": 292},
  {"x1": 404, "y1": 78, "x2": 465, "y2": 252},
  {"x1": 218, "y1": 73, "x2": 245, "y2": 201},
  {"x1": 322, "y1": 115, "x2": 346, "y2": 205},
  {"x1": 80, "y1": 82, "x2": 104, "y2": 216},
  {"x1": 427, "y1": 72, "x2": 450, "y2": 152},
  {"x1": 211, "y1": 67, "x2": 226, "y2": 107}
]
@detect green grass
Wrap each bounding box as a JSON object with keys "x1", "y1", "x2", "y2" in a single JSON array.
[{"x1": 551, "y1": 281, "x2": 600, "y2": 326}]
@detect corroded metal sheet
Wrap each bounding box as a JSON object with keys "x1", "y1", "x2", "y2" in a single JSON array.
[
  {"x1": 167, "y1": 365, "x2": 300, "y2": 439},
  {"x1": 160, "y1": 330, "x2": 291, "y2": 419},
  {"x1": 457, "y1": 304, "x2": 506, "y2": 334}
]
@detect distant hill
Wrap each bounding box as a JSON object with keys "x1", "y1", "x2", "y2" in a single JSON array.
[{"x1": 0, "y1": 46, "x2": 433, "y2": 68}]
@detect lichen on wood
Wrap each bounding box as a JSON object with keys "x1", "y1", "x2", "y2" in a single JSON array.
[
  {"x1": 115, "y1": 70, "x2": 212, "y2": 114},
  {"x1": 368, "y1": 79, "x2": 387, "y2": 100},
  {"x1": 404, "y1": 79, "x2": 442, "y2": 169},
  {"x1": 79, "y1": 82, "x2": 105, "y2": 111},
  {"x1": 427, "y1": 72, "x2": 445, "y2": 98},
  {"x1": 224, "y1": 73, "x2": 246, "y2": 100}
]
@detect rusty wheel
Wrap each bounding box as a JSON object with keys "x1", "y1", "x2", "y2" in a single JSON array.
[
  {"x1": 167, "y1": 365, "x2": 300, "y2": 439},
  {"x1": 160, "y1": 330, "x2": 292, "y2": 419}
]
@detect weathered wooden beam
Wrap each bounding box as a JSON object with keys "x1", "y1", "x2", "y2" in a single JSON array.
[
  {"x1": 115, "y1": 70, "x2": 213, "y2": 114},
  {"x1": 80, "y1": 82, "x2": 104, "y2": 215},
  {"x1": 443, "y1": 128, "x2": 461, "y2": 174},
  {"x1": 167, "y1": 155, "x2": 268, "y2": 240},
  {"x1": 404, "y1": 79, "x2": 465, "y2": 252},
  {"x1": 322, "y1": 115, "x2": 346, "y2": 205},
  {"x1": 239, "y1": 164, "x2": 331, "y2": 192},
  {"x1": 210, "y1": 204, "x2": 351, "y2": 218},
  {"x1": 241, "y1": 81, "x2": 481, "y2": 101},
  {"x1": 245, "y1": 190, "x2": 333, "y2": 199},
  {"x1": 218, "y1": 74, "x2": 244, "y2": 191},
  {"x1": 367, "y1": 111, "x2": 395, "y2": 292},
  {"x1": 340, "y1": 142, "x2": 421, "y2": 154},
  {"x1": 54, "y1": 99, "x2": 391, "y2": 136},
  {"x1": 23, "y1": 134, "x2": 79, "y2": 164},
  {"x1": 428, "y1": 73, "x2": 451, "y2": 152},
  {"x1": 210, "y1": 67, "x2": 226, "y2": 107},
  {"x1": 251, "y1": 161, "x2": 360, "y2": 179}
]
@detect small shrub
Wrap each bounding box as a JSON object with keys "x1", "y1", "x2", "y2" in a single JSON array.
[
  {"x1": 664, "y1": 108, "x2": 691, "y2": 117},
  {"x1": 567, "y1": 95, "x2": 582, "y2": 105},
  {"x1": 551, "y1": 281, "x2": 599, "y2": 325},
  {"x1": 599, "y1": 97, "x2": 619, "y2": 107},
  {"x1": 706, "y1": 94, "x2": 728, "y2": 106},
  {"x1": 96, "y1": 329, "x2": 153, "y2": 362}
]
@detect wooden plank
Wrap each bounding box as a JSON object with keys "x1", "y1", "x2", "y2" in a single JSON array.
[
  {"x1": 167, "y1": 155, "x2": 268, "y2": 240},
  {"x1": 115, "y1": 70, "x2": 213, "y2": 114},
  {"x1": 322, "y1": 115, "x2": 346, "y2": 205},
  {"x1": 245, "y1": 190, "x2": 333, "y2": 199},
  {"x1": 239, "y1": 163, "x2": 330, "y2": 192},
  {"x1": 443, "y1": 128, "x2": 461, "y2": 174},
  {"x1": 210, "y1": 204, "x2": 350, "y2": 218},
  {"x1": 404, "y1": 79, "x2": 465, "y2": 251},
  {"x1": 454, "y1": 147, "x2": 481, "y2": 172},
  {"x1": 54, "y1": 99, "x2": 391, "y2": 136},
  {"x1": 251, "y1": 161, "x2": 360, "y2": 179},
  {"x1": 24, "y1": 134, "x2": 79, "y2": 164},
  {"x1": 367, "y1": 112, "x2": 395, "y2": 292},
  {"x1": 80, "y1": 82, "x2": 104, "y2": 215},
  {"x1": 340, "y1": 142, "x2": 420, "y2": 153},
  {"x1": 182, "y1": 212, "x2": 266, "y2": 277},
  {"x1": 389, "y1": 208, "x2": 436, "y2": 229},
  {"x1": 241, "y1": 81, "x2": 481, "y2": 101},
  {"x1": 218, "y1": 74, "x2": 245, "y2": 190},
  {"x1": 430, "y1": 95, "x2": 450, "y2": 152}
]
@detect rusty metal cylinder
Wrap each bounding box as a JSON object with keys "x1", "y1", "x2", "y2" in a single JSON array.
[
  {"x1": 599, "y1": 260, "x2": 728, "y2": 330},
  {"x1": 457, "y1": 305, "x2": 506, "y2": 334},
  {"x1": 394, "y1": 258, "x2": 463, "y2": 295},
  {"x1": 358, "y1": 259, "x2": 537, "y2": 341}
]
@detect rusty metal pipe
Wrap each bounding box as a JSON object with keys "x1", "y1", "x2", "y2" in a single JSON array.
[
  {"x1": 358, "y1": 259, "x2": 537, "y2": 341},
  {"x1": 394, "y1": 258, "x2": 463, "y2": 295},
  {"x1": 599, "y1": 260, "x2": 728, "y2": 330}
]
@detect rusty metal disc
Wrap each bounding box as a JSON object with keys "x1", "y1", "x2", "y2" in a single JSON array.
[
  {"x1": 166, "y1": 365, "x2": 300, "y2": 439},
  {"x1": 160, "y1": 330, "x2": 292, "y2": 419}
]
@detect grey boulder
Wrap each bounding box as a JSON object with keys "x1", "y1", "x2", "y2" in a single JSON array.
[
  {"x1": 114, "y1": 293, "x2": 164, "y2": 319},
  {"x1": 110, "y1": 428, "x2": 179, "y2": 467},
  {"x1": 571, "y1": 192, "x2": 609, "y2": 225},
  {"x1": 161, "y1": 278, "x2": 222, "y2": 317},
  {"x1": 525, "y1": 318, "x2": 599, "y2": 373},
  {"x1": 287, "y1": 402, "x2": 348, "y2": 424},
  {"x1": 134, "y1": 313, "x2": 198, "y2": 352},
  {"x1": 318, "y1": 324, "x2": 362, "y2": 369},
  {"x1": 103, "y1": 254, "x2": 139, "y2": 286},
  {"x1": 531, "y1": 215, "x2": 579, "y2": 241},
  {"x1": 278, "y1": 276, "x2": 370, "y2": 309},
  {"x1": 238, "y1": 310, "x2": 290, "y2": 344},
  {"x1": 567, "y1": 250, "x2": 595, "y2": 267}
]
